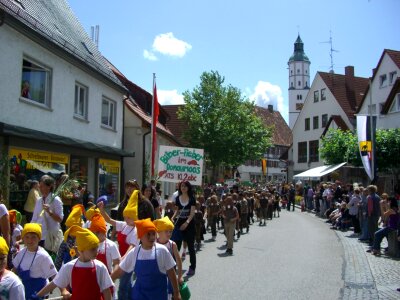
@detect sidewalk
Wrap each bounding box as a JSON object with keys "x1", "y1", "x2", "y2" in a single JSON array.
[{"x1": 309, "y1": 212, "x2": 400, "y2": 300}]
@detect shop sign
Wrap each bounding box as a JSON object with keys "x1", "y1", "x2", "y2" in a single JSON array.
[{"x1": 158, "y1": 146, "x2": 204, "y2": 186}]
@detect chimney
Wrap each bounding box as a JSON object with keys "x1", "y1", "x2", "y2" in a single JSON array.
[
  {"x1": 345, "y1": 66, "x2": 356, "y2": 109},
  {"x1": 268, "y1": 105, "x2": 273, "y2": 113}
]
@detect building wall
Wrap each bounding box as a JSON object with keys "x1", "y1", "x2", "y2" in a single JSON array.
[
  {"x1": 358, "y1": 53, "x2": 400, "y2": 129},
  {"x1": 0, "y1": 25, "x2": 124, "y2": 148}
]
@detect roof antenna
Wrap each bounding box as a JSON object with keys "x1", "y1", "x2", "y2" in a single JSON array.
[{"x1": 320, "y1": 31, "x2": 339, "y2": 73}]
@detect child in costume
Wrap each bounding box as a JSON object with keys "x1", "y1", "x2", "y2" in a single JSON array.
[
  {"x1": 0, "y1": 236, "x2": 25, "y2": 299},
  {"x1": 9, "y1": 209, "x2": 23, "y2": 259},
  {"x1": 12, "y1": 223, "x2": 58, "y2": 299},
  {"x1": 154, "y1": 216, "x2": 183, "y2": 300},
  {"x1": 111, "y1": 218, "x2": 181, "y2": 300},
  {"x1": 98, "y1": 190, "x2": 139, "y2": 300},
  {"x1": 36, "y1": 226, "x2": 114, "y2": 300},
  {"x1": 55, "y1": 204, "x2": 85, "y2": 271}
]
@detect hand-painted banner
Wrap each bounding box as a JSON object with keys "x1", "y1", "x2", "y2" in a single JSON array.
[
  {"x1": 157, "y1": 146, "x2": 204, "y2": 186},
  {"x1": 356, "y1": 115, "x2": 376, "y2": 181}
]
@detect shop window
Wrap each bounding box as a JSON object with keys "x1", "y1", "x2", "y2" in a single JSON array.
[
  {"x1": 309, "y1": 140, "x2": 319, "y2": 162},
  {"x1": 305, "y1": 118, "x2": 310, "y2": 131},
  {"x1": 20, "y1": 58, "x2": 52, "y2": 106},
  {"x1": 99, "y1": 159, "x2": 120, "y2": 206},
  {"x1": 74, "y1": 83, "x2": 88, "y2": 119},
  {"x1": 321, "y1": 88, "x2": 326, "y2": 100},
  {"x1": 322, "y1": 114, "x2": 328, "y2": 127},
  {"x1": 101, "y1": 97, "x2": 116, "y2": 129},
  {"x1": 314, "y1": 90, "x2": 319, "y2": 102},
  {"x1": 298, "y1": 142, "x2": 307, "y2": 163},
  {"x1": 313, "y1": 116, "x2": 319, "y2": 129}
]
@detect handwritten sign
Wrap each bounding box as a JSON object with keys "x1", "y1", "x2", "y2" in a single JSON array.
[{"x1": 157, "y1": 146, "x2": 204, "y2": 186}]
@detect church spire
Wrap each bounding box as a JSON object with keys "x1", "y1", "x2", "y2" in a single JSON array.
[{"x1": 289, "y1": 35, "x2": 310, "y2": 63}]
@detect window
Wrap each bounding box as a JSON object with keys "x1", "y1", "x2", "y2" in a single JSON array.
[
  {"x1": 298, "y1": 81, "x2": 301, "y2": 87},
  {"x1": 313, "y1": 116, "x2": 319, "y2": 129},
  {"x1": 389, "y1": 71, "x2": 397, "y2": 85},
  {"x1": 321, "y1": 88, "x2": 326, "y2": 100},
  {"x1": 379, "y1": 74, "x2": 387, "y2": 87},
  {"x1": 74, "y1": 83, "x2": 88, "y2": 119},
  {"x1": 291, "y1": 70, "x2": 293, "y2": 75},
  {"x1": 298, "y1": 142, "x2": 307, "y2": 163},
  {"x1": 101, "y1": 97, "x2": 116, "y2": 129},
  {"x1": 297, "y1": 94, "x2": 302, "y2": 100},
  {"x1": 305, "y1": 118, "x2": 310, "y2": 131},
  {"x1": 21, "y1": 58, "x2": 51, "y2": 106},
  {"x1": 389, "y1": 94, "x2": 400, "y2": 113},
  {"x1": 322, "y1": 114, "x2": 328, "y2": 127},
  {"x1": 297, "y1": 69, "x2": 300, "y2": 74},
  {"x1": 314, "y1": 90, "x2": 319, "y2": 102},
  {"x1": 291, "y1": 82, "x2": 294, "y2": 88},
  {"x1": 309, "y1": 140, "x2": 319, "y2": 162}
]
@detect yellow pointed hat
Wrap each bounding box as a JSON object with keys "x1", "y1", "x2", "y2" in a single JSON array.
[
  {"x1": 64, "y1": 225, "x2": 99, "y2": 252},
  {"x1": 65, "y1": 204, "x2": 85, "y2": 228},
  {"x1": 0, "y1": 236, "x2": 9, "y2": 255},
  {"x1": 86, "y1": 205, "x2": 100, "y2": 221},
  {"x1": 22, "y1": 223, "x2": 42, "y2": 240},
  {"x1": 123, "y1": 189, "x2": 139, "y2": 221},
  {"x1": 153, "y1": 216, "x2": 174, "y2": 232}
]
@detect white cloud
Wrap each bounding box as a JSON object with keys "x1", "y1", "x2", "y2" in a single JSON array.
[
  {"x1": 143, "y1": 49, "x2": 158, "y2": 61},
  {"x1": 151, "y1": 32, "x2": 192, "y2": 57},
  {"x1": 157, "y1": 89, "x2": 185, "y2": 105},
  {"x1": 249, "y1": 81, "x2": 288, "y2": 122}
]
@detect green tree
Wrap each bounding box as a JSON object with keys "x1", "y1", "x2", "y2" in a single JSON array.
[
  {"x1": 178, "y1": 71, "x2": 272, "y2": 179},
  {"x1": 375, "y1": 128, "x2": 400, "y2": 176},
  {"x1": 320, "y1": 128, "x2": 360, "y2": 165}
]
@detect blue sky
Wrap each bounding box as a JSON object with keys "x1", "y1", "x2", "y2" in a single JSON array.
[{"x1": 68, "y1": 0, "x2": 400, "y2": 123}]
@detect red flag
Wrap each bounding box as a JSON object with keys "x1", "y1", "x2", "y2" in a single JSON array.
[{"x1": 151, "y1": 82, "x2": 159, "y2": 177}]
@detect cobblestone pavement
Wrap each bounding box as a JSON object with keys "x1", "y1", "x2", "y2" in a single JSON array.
[{"x1": 314, "y1": 215, "x2": 400, "y2": 300}]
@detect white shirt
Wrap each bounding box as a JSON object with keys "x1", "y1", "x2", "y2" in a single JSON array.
[
  {"x1": 53, "y1": 258, "x2": 114, "y2": 292},
  {"x1": 0, "y1": 271, "x2": 25, "y2": 300},
  {"x1": 0, "y1": 204, "x2": 8, "y2": 219},
  {"x1": 11, "y1": 224, "x2": 23, "y2": 245},
  {"x1": 119, "y1": 243, "x2": 176, "y2": 274},
  {"x1": 170, "y1": 191, "x2": 179, "y2": 203},
  {"x1": 31, "y1": 194, "x2": 64, "y2": 240},
  {"x1": 98, "y1": 239, "x2": 121, "y2": 273},
  {"x1": 115, "y1": 221, "x2": 138, "y2": 246},
  {"x1": 12, "y1": 247, "x2": 57, "y2": 282}
]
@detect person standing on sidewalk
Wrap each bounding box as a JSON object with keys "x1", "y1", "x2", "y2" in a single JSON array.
[
  {"x1": 348, "y1": 188, "x2": 361, "y2": 234},
  {"x1": 367, "y1": 185, "x2": 381, "y2": 246},
  {"x1": 222, "y1": 196, "x2": 239, "y2": 255},
  {"x1": 287, "y1": 184, "x2": 295, "y2": 212}
]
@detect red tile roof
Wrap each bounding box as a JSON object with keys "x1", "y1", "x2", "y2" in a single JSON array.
[
  {"x1": 381, "y1": 78, "x2": 400, "y2": 114},
  {"x1": 386, "y1": 49, "x2": 400, "y2": 69},
  {"x1": 321, "y1": 115, "x2": 350, "y2": 137},
  {"x1": 162, "y1": 105, "x2": 189, "y2": 146},
  {"x1": 319, "y1": 71, "x2": 369, "y2": 119},
  {"x1": 253, "y1": 106, "x2": 292, "y2": 146}
]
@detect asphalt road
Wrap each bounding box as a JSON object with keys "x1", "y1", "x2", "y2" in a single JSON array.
[{"x1": 185, "y1": 209, "x2": 344, "y2": 300}]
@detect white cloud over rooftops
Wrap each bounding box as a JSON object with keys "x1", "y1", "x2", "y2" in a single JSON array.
[
  {"x1": 248, "y1": 81, "x2": 288, "y2": 122},
  {"x1": 143, "y1": 32, "x2": 192, "y2": 60},
  {"x1": 157, "y1": 89, "x2": 185, "y2": 105}
]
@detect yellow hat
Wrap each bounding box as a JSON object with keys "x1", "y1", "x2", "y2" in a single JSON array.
[
  {"x1": 86, "y1": 206, "x2": 100, "y2": 221},
  {"x1": 89, "y1": 213, "x2": 107, "y2": 234},
  {"x1": 123, "y1": 190, "x2": 139, "y2": 221},
  {"x1": 153, "y1": 216, "x2": 174, "y2": 232},
  {"x1": 22, "y1": 223, "x2": 42, "y2": 240},
  {"x1": 65, "y1": 204, "x2": 85, "y2": 228},
  {"x1": 64, "y1": 225, "x2": 99, "y2": 252},
  {"x1": 0, "y1": 236, "x2": 9, "y2": 255},
  {"x1": 135, "y1": 218, "x2": 157, "y2": 240}
]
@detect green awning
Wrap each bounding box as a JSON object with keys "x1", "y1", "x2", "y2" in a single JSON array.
[{"x1": 0, "y1": 122, "x2": 134, "y2": 157}]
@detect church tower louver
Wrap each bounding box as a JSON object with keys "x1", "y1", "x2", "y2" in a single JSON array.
[{"x1": 288, "y1": 35, "x2": 310, "y2": 129}]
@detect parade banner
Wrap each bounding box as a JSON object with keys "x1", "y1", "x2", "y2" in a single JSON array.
[
  {"x1": 157, "y1": 146, "x2": 204, "y2": 186},
  {"x1": 356, "y1": 115, "x2": 376, "y2": 181}
]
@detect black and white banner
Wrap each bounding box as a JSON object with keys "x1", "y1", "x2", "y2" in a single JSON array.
[{"x1": 356, "y1": 115, "x2": 376, "y2": 181}]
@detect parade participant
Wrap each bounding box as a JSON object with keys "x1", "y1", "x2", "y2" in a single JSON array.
[
  {"x1": 98, "y1": 190, "x2": 139, "y2": 300},
  {"x1": 222, "y1": 196, "x2": 239, "y2": 255},
  {"x1": 154, "y1": 216, "x2": 183, "y2": 300},
  {"x1": 55, "y1": 204, "x2": 85, "y2": 271},
  {"x1": 206, "y1": 195, "x2": 220, "y2": 240},
  {"x1": 142, "y1": 184, "x2": 161, "y2": 219},
  {"x1": 0, "y1": 236, "x2": 25, "y2": 299},
  {"x1": 273, "y1": 191, "x2": 281, "y2": 218},
  {"x1": 12, "y1": 223, "x2": 58, "y2": 299},
  {"x1": 164, "y1": 201, "x2": 175, "y2": 220},
  {"x1": 259, "y1": 191, "x2": 268, "y2": 226},
  {"x1": 233, "y1": 193, "x2": 241, "y2": 238},
  {"x1": 238, "y1": 192, "x2": 249, "y2": 234},
  {"x1": 111, "y1": 218, "x2": 181, "y2": 300},
  {"x1": 172, "y1": 181, "x2": 196, "y2": 276},
  {"x1": 0, "y1": 201, "x2": 10, "y2": 248},
  {"x1": 9, "y1": 210, "x2": 22, "y2": 261},
  {"x1": 36, "y1": 226, "x2": 114, "y2": 300},
  {"x1": 193, "y1": 201, "x2": 204, "y2": 251}
]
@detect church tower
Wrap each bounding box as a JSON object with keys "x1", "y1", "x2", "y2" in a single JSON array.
[{"x1": 288, "y1": 35, "x2": 310, "y2": 129}]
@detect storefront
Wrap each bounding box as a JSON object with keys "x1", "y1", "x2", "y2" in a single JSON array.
[{"x1": 98, "y1": 158, "x2": 120, "y2": 207}]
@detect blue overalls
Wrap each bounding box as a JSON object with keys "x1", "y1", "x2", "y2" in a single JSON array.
[
  {"x1": 132, "y1": 244, "x2": 168, "y2": 300},
  {"x1": 17, "y1": 249, "x2": 47, "y2": 300}
]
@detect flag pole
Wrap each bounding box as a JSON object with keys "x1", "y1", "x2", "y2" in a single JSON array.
[
  {"x1": 369, "y1": 79, "x2": 375, "y2": 183},
  {"x1": 150, "y1": 73, "x2": 156, "y2": 178}
]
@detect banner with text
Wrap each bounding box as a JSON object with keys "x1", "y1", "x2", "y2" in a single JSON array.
[{"x1": 158, "y1": 146, "x2": 204, "y2": 186}]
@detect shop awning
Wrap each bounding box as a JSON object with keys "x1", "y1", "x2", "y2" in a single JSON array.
[
  {"x1": 293, "y1": 162, "x2": 347, "y2": 179},
  {"x1": 27, "y1": 160, "x2": 66, "y2": 174},
  {"x1": 0, "y1": 122, "x2": 134, "y2": 157}
]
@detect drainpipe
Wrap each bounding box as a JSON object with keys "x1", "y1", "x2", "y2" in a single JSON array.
[{"x1": 142, "y1": 129, "x2": 151, "y2": 185}]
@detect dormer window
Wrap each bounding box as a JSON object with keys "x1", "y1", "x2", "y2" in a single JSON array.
[
  {"x1": 389, "y1": 71, "x2": 397, "y2": 85},
  {"x1": 379, "y1": 74, "x2": 387, "y2": 88}
]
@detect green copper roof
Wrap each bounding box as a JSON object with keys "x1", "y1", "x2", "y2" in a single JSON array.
[{"x1": 289, "y1": 35, "x2": 310, "y2": 63}]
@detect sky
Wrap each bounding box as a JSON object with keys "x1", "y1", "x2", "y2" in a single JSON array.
[{"x1": 67, "y1": 0, "x2": 400, "y2": 123}]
